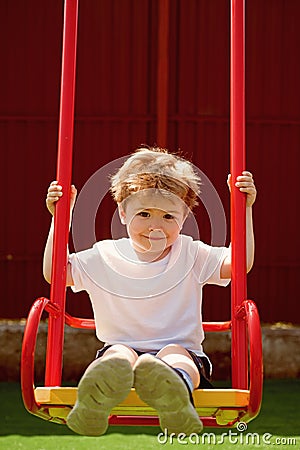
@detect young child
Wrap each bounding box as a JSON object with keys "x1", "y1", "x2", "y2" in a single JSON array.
[{"x1": 44, "y1": 146, "x2": 256, "y2": 437}]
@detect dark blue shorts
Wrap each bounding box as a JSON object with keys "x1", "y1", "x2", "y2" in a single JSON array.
[{"x1": 95, "y1": 345, "x2": 213, "y2": 389}]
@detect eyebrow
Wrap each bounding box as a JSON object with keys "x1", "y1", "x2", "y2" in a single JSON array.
[{"x1": 138, "y1": 208, "x2": 180, "y2": 215}]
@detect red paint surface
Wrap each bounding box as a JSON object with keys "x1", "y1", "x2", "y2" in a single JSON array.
[{"x1": 1, "y1": 0, "x2": 299, "y2": 323}]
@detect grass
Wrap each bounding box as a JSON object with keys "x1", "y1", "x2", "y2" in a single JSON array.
[{"x1": 0, "y1": 379, "x2": 299, "y2": 449}]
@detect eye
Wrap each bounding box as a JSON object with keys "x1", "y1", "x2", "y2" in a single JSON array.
[
  {"x1": 164, "y1": 213, "x2": 174, "y2": 220},
  {"x1": 137, "y1": 211, "x2": 150, "y2": 218}
]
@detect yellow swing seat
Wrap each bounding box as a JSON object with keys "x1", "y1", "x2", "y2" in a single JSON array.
[{"x1": 34, "y1": 385, "x2": 250, "y2": 426}]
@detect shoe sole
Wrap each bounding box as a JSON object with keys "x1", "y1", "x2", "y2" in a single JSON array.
[
  {"x1": 134, "y1": 354, "x2": 203, "y2": 436},
  {"x1": 67, "y1": 356, "x2": 133, "y2": 436}
]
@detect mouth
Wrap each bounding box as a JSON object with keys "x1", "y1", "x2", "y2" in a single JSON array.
[{"x1": 143, "y1": 235, "x2": 166, "y2": 241}]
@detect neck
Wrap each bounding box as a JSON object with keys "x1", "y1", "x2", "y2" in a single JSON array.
[{"x1": 133, "y1": 246, "x2": 171, "y2": 262}]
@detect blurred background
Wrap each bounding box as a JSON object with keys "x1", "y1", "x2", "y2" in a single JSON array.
[{"x1": 0, "y1": 0, "x2": 299, "y2": 328}]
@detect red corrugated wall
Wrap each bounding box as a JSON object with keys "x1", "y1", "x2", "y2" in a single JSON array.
[{"x1": 1, "y1": 0, "x2": 299, "y2": 323}]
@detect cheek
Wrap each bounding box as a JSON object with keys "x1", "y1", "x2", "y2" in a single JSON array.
[
  {"x1": 127, "y1": 217, "x2": 143, "y2": 235},
  {"x1": 167, "y1": 223, "x2": 181, "y2": 238}
]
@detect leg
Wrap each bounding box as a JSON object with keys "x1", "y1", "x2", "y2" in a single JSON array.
[
  {"x1": 99, "y1": 344, "x2": 139, "y2": 367},
  {"x1": 156, "y1": 344, "x2": 200, "y2": 389},
  {"x1": 134, "y1": 345, "x2": 203, "y2": 436},
  {"x1": 67, "y1": 344, "x2": 135, "y2": 436}
]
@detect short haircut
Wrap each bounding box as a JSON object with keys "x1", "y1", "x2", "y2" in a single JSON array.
[{"x1": 110, "y1": 146, "x2": 201, "y2": 210}]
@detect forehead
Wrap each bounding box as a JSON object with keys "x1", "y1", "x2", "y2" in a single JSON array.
[{"x1": 124, "y1": 188, "x2": 185, "y2": 213}]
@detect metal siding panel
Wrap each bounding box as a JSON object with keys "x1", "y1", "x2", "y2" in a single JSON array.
[
  {"x1": 246, "y1": 122, "x2": 300, "y2": 323},
  {"x1": 0, "y1": 119, "x2": 58, "y2": 318},
  {"x1": 171, "y1": 0, "x2": 229, "y2": 118},
  {"x1": 196, "y1": 0, "x2": 230, "y2": 118},
  {"x1": 77, "y1": 0, "x2": 114, "y2": 115},
  {"x1": 281, "y1": 1, "x2": 300, "y2": 119},
  {"x1": 177, "y1": 0, "x2": 198, "y2": 115},
  {"x1": 0, "y1": 0, "x2": 62, "y2": 116},
  {"x1": 0, "y1": 0, "x2": 299, "y2": 324},
  {"x1": 130, "y1": 0, "x2": 152, "y2": 115},
  {"x1": 246, "y1": 0, "x2": 300, "y2": 122}
]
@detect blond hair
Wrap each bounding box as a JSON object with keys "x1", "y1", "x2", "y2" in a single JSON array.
[{"x1": 110, "y1": 146, "x2": 201, "y2": 210}]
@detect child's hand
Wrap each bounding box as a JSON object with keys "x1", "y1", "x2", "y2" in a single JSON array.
[
  {"x1": 46, "y1": 181, "x2": 77, "y2": 216},
  {"x1": 227, "y1": 171, "x2": 257, "y2": 207}
]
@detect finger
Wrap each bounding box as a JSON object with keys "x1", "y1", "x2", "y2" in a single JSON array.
[
  {"x1": 47, "y1": 186, "x2": 63, "y2": 194},
  {"x1": 236, "y1": 173, "x2": 253, "y2": 181},
  {"x1": 46, "y1": 196, "x2": 61, "y2": 204},
  {"x1": 46, "y1": 198, "x2": 59, "y2": 204},
  {"x1": 48, "y1": 182, "x2": 62, "y2": 189},
  {"x1": 238, "y1": 186, "x2": 256, "y2": 194},
  {"x1": 236, "y1": 185, "x2": 256, "y2": 195},
  {"x1": 48, "y1": 186, "x2": 62, "y2": 195},
  {"x1": 46, "y1": 188, "x2": 63, "y2": 203},
  {"x1": 236, "y1": 178, "x2": 254, "y2": 188},
  {"x1": 235, "y1": 179, "x2": 254, "y2": 186},
  {"x1": 47, "y1": 191, "x2": 63, "y2": 199},
  {"x1": 242, "y1": 170, "x2": 253, "y2": 177},
  {"x1": 237, "y1": 174, "x2": 254, "y2": 185}
]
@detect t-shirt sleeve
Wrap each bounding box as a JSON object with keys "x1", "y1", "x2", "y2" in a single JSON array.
[
  {"x1": 69, "y1": 253, "x2": 86, "y2": 292},
  {"x1": 68, "y1": 245, "x2": 98, "y2": 293},
  {"x1": 195, "y1": 242, "x2": 231, "y2": 286}
]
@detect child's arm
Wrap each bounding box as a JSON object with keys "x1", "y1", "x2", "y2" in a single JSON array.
[
  {"x1": 220, "y1": 171, "x2": 257, "y2": 279},
  {"x1": 43, "y1": 181, "x2": 77, "y2": 285}
]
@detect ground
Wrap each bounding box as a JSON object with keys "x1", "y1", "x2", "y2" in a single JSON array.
[{"x1": 1, "y1": 379, "x2": 299, "y2": 450}]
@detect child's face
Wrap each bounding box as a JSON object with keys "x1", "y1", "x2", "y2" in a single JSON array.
[{"x1": 118, "y1": 189, "x2": 187, "y2": 262}]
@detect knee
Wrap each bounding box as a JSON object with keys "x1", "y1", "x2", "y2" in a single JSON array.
[
  {"x1": 104, "y1": 344, "x2": 138, "y2": 366},
  {"x1": 156, "y1": 344, "x2": 188, "y2": 358}
]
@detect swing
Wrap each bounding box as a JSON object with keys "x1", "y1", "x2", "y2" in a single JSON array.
[{"x1": 21, "y1": 0, "x2": 263, "y2": 429}]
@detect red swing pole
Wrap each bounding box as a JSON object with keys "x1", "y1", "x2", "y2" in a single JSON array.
[
  {"x1": 157, "y1": 0, "x2": 169, "y2": 148},
  {"x1": 45, "y1": 0, "x2": 79, "y2": 386},
  {"x1": 230, "y1": 0, "x2": 248, "y2": 389}
]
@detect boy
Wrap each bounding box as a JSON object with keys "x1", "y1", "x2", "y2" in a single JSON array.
[{"x1": 44, "y1": 146, "x2": 256, "y2": 436}]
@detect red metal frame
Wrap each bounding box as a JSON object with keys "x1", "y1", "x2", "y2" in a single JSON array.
[
  {"x1": 21, "y1": 0, "x2": 263, "y2": 428},
  {"x1": 242, "y1": 300, "x2": 263, "y2": 418},
  {"x1": 230, "y1": 0, "x2": 248, "y2": 390},
  {"x1": 21, "y1": 297, "x2": 262, "y2": 426},
  {"x1": 45, "y1": 0, "x2": 78, "y2": 387}
]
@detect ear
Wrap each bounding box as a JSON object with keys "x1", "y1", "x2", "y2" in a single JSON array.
[
  {"x1": 179, "y1": 217, "x2": 186, "y2": 231},
  {"x1": 118, "y1": 204, "x2": 127, "y2": 225},
  {"x1": 180, "y1": 209, "x2": 189, "y2": 230}
]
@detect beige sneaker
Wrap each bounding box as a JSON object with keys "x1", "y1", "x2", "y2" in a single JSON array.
[
  {"x1": 67, "y1": 355, "x2": 133, "y2": 436},
  {"x1": 134, "y1": 354, "x2": 203, "y2": 436}
]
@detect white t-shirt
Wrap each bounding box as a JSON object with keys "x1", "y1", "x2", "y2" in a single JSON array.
[{"x1": 69, "y1": 235, "x2": 230, "y2": 356}]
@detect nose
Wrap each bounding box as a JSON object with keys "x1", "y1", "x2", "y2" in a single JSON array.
[{"x1": 148, "y1": 217, "x2": 163, "y2": 231}]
